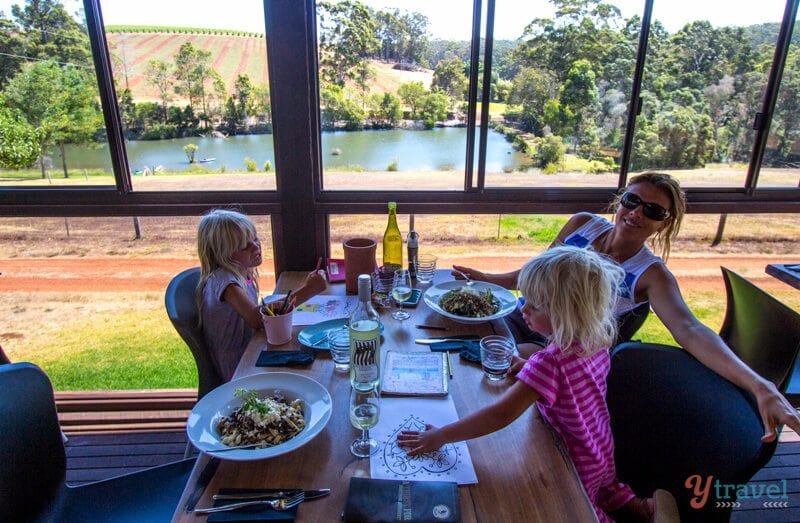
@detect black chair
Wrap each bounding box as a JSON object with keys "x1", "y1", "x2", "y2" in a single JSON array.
[
  {"x1": 719, "y1": 267, "x2": 800, "y2": 396},
  {"x1": 0, "y1": 362, "x2": 195, "y2": 522},
  {"x1": 607, "y1": 342, "x2": 778, "y2": 522},
  {"x1": 615, "y1": 300, "x2": 651, "y2": 345},
  {"x1": 165, "y1": 267, "x2": 224, "y2": 401}
]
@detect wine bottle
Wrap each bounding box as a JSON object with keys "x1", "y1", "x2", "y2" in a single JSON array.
[
  {"x1": 407, "y1": 214, "x2": 418, "y2": 279},
  {"x1": 350, "y1": 274, "x2": 381, "y2": 391},
  {"x1": 383, "y1": 202, "x2": 403, "y2": 269}
]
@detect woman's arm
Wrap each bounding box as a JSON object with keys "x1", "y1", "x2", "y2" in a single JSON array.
[
  {"x1": 222, "y1": 283, "x2": 263, "y2": 330},
  {"x1": 397, "y1": 381, "x2": 539, "y2": 455},
  {"x1": 643, "y1": 265, "x2": 800, "y2": 440}
]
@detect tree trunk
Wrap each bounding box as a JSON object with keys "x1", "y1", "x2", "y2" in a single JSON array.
[
  {"x1": 40, "y1": 154, "x2": 46, "y2": 179},
  {"x1": 59, "y1": 142, "x2": 68, "y2": 178},
  {"x1": 64, "y1": 217, "x2": 70, "y2": 239},
  {"x1": 133, "y1": 217, "x2": 142, "y2": 240},
  {"x1": 711, "y1": 214, "x2": 728, "y2": 247}
]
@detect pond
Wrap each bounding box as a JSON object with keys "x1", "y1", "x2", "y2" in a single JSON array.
[{"x1": 53, "y1": 127, "x2": 529, "y2": 173}]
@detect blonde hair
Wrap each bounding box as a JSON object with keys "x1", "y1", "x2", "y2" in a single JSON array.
[
  {"x1": 609, "y1": 172, "x2": 686, "y2": 261},
  {"x1": 196, "y1": 209, "x2": 260, "y2": 315},
  {"x1": 517, "y1": 246, "x2": 625, "y2": 356}
]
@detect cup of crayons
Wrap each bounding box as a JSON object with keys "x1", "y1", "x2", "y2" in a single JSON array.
[{"x1": 260, "y1": 293, "x2": 296, "y2": 345}]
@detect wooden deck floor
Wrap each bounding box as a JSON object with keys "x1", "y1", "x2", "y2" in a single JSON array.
[{"x1": 63, "y1": 428, "x2": 800, "y2": 521}]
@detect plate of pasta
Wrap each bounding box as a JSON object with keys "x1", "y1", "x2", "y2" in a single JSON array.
[
  {"x1": 423, "y1": 280, "x2": 517, "y2": 324},
  {"x1": 186, "y1": 372, "x2": 332, "y2": 461}
]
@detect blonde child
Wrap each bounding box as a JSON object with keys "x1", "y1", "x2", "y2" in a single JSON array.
[
  {"x1": 196, "y1": 209, "x2": 326, "y2": 380},
  {"x1": 398, "y1": 246, "x2": 677, "y2": 522}
]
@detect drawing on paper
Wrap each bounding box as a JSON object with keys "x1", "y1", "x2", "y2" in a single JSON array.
[
  {"x1": 296, "y1": 297, "x2": 355, "y2": 318},
  {"x1": 377, "y1": 414, "x2": 461, "y2": 478}
]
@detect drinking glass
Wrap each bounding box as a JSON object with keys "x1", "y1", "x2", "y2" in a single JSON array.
[
  {"x1": 413, "y1": 254, "x2": 437, "y2": 284},
  {"x1": 391, "y1": 269, "x2": 412, "y2": 321},
  {"x1": 479, "y1": 335, "x2": 515, "y2": 381},
  {"x1": 327, "y1": 326, "x2": 351, "y2": 372},
  {"x1": 349, "y1": 385, "x2": 380, "y2": 457}
]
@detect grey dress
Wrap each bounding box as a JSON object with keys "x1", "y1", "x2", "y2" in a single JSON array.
[{"x1": 201, "y1": 268, "x2": 258, "y2": 380}]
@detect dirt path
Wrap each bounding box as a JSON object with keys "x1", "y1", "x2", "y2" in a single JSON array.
[{"x1": 0, "y1": 255, "x2": 792, "y2": 294}]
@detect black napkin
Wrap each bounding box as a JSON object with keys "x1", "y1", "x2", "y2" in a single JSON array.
[
  {"x1": 206, "y1": 488, "x2": 298, "y2": 522},
  {"x1": 256, "y1": 350, "x2": 315, "y2": 367},
  {"x1": 429, "y1": 340, "x2": 481, "y2": 363}
]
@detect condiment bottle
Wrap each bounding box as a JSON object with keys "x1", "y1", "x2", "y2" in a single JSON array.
[
  {"x1": 382, "y1": 202, "x2": 402, "y2": 269},
  {"x1": 349, "y1": 274, "x2": 381, "y2": 391},
  {"x1": 407, "y1": 214, "x2": 418, "y2": 278}
]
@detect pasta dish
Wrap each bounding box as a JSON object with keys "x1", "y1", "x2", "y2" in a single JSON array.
[
  {"x1": 218, "y1": 388, "x2": 306, "y2": 448},
  {"x1": 440, "y1": 288, "x2": 499, "y2": 318}
]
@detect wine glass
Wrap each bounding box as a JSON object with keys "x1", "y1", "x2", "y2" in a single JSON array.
[
  {"x1": 349, "y1": 385, "x2": 380, "y2": 457},
  {"x1": 391, "y1": 269, "x2": 412, "y2": 321}
]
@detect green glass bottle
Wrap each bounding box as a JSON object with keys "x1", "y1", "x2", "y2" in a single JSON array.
[{"x1": 382, "y1": 202, "x2": 403, "y2": 269}]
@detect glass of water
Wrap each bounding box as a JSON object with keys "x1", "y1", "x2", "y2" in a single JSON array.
[
  {"x1": 479, "y1": 335, "x2": 515, "y2": 381},
  {"x1": 327, "y1": 326, "x2": 350, "y2": 372},
  {"x1": 349, "y1": 384, "x2": 380, "y2": 457},
  {"x1": 413, "y1": 254, "x2": 437, "y2": 284}
]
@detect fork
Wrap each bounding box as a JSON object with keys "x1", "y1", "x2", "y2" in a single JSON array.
[
  {"x1": 194, "y1": 491, "x2": 305, "y2": 514},
  {"x1": 451, "y1": 269, "x2": 475, "y2": 287}
]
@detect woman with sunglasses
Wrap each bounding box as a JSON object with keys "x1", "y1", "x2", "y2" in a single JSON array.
[{"x1": 453, "y1": 171, "x2": 800, "y2": 440}]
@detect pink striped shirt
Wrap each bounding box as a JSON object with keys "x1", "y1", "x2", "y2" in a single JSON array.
[{"x1": 517, "y1": 344, "x2": 634, "y2": 522}]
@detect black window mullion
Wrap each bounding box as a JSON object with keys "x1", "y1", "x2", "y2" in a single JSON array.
[
  {"x1": 745, "y1": 0, "x2": 800, "y2": 194},
  {"x1": 83, "y1": 0, "x2": 132, "y2": 193},
  {"x1": 618, "y1": 0, "x2": 654, "y2": 190},
  {"x1": 464, "y1": 0, "x2": 483, "y2": 192},
  {"x1": 475, "y1": 0, "x2": 495, "y2": 191}
]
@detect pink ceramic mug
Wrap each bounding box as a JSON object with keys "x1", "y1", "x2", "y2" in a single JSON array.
[{"x1": 343, "y1": 238, "x2": 377, "y2": 294}]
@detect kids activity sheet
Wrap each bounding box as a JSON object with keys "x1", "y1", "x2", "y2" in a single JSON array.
[
  {"x1": 266, "y1": 294, "x2": 358, "y2": 325},
  {"x1": 370, "y1": 396, "x2": 478, "y2": 485}
]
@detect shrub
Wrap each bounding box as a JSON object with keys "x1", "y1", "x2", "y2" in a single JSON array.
[
  {"x1": 263, "y1": 160, "x2": 272, "y2": 172},
  {"x1": 387, "y1": 158, "x2": 399, "y2": 171},
  {"x1": 219, "y1": 165, "x2": 226, "y2": 173},
  {"x1": 542, "y1": 162, "x2": 559, "y2": 174},
  {"x1": 537, "y1": 134, "x2": 565, "y2": 168},
  {"x1": 244, "y1": 157, "x2": 257, "y2": 172}
]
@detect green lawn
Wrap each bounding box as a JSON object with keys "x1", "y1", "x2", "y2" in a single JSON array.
[{"x1": 8, "y1": 290, "x2": 730, "y2": 391}]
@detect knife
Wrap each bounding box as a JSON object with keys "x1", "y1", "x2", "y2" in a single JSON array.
[
  {"x1": 184, "y1": 456, "x2": 220, "y2": 512},
  {"x1": 212, "y1": 489, "x2": 331, "y2": 501},
  {"x1": 416, "y1": 335, "x2": 480, "y2": 344}
]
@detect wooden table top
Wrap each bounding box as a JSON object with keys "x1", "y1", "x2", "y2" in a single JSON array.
[
  {"x1": 173, "y1": 270, "x2": 596, "y2": 522},
  {"x1": 766, "y1": 263, "x2": 800, "y2": 291}
]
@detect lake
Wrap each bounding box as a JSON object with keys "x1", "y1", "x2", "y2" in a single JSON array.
[{"x1": 53, "y1": 127, "x2": 529, "y2": 173}]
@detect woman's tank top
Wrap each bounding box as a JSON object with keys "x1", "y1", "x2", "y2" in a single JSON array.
[{"x1": 563, "y1": 214, "x2": 662, "y2": 314}]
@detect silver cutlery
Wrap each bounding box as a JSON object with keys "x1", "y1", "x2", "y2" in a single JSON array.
[
  {"x1": 206, "y1": 443, "x2": 268, "y2": 453},
  {"x1": 213, "y1": 489, "x2": 331, "y2": 501},
  {"x1": 451, "y1": 269, "x2": 475, "y2": 287},
  {"x1": 309, "y1": 332, "x2": 329, "y2": 347},
  {"x1": 415, "y1": 337, "x2": 479, "y2": 345},
  {"x1": 194, "y1": 491, "x2": 305, "y2": 514}
]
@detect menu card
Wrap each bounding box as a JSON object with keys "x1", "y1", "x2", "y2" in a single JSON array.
[{"x1": 381, "y1": 351, "x2": 448, "y2": 396}]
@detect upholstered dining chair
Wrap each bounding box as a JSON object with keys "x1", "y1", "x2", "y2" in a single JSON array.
[
  {"x1": 719, "y1": 267, "x2": 800, "y2": 397},
  {"x1": 165, "y1": 267, "x2": 223, "y2": 401},
  {"x1": 607, "y1": 342, "x2": 778, "y2": 522},
  {"x1": 0, "y1": 362, "x2": 195, "y2": 522}
]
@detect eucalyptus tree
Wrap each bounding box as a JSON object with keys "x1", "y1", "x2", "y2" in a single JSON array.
[
  {"x1": 0, "y1": 12, "x2": 25, "y2": 88},
  {"x1": 317, "y1": 0, "x2": 378, "y2": 86},
  {"x1": 11, "y1": 0, "x2": 90, "y2": 66},
  {"x1": 0, "y1": 95, "x2": 39, "y2": 169},
  {"x1": 145, "y1": 59, "x2": 173, "y2": 123}
]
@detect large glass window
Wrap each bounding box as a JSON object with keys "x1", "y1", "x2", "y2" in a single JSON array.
[
  {"x1": 317, "y1": 0, "x2": 473, "y2": 191},
  {"x1": 486, "y1": 0, "x2": 639, "y2": 188},
  {"x1": 630, "y1": 0, "x2": 787, "y2": 188},
  {"x1": 0, "y1": 0, "x2": 114, "y2": 187},
  {"x1": 100, "y1": 0, "x2": 276, "y2": 191}
]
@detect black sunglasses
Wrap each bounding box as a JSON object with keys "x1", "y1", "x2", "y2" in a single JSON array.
[{"x1": 619, "y1": 192, "x2": 671, "y2": 221}]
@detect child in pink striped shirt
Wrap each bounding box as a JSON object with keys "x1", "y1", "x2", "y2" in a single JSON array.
[{"x1": 398, "y1": 246, "x2": 677, "y2": 522}]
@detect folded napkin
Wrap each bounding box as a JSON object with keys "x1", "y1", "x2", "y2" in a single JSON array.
[
  {"x1": 429, "y1": 340, "x2": 481, "y2": 363},
  {"x1": 207, "y1": 488, "x2": 298, "y2": 522},
  {"x1": 256, "y1": 350, "x2": 315, "y2": 367}
]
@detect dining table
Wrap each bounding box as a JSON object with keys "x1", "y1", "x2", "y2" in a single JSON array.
[
  {"x1": 766, "y1": 263, "x2": 800, "y2": 291},
  {"x1": 173, "y1": 269, "x2": 597, "y2": 522}
]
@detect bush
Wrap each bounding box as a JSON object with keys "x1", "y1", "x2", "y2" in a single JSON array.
[
  {"x1": 219, "y1": 165, "x2": 226, "y2": 173},
  {"x1": 537, "y1": 135, "x2": 565, "y2": 168},
  {"x1": 387, "y1": 158, "x2": 399, "y2": 171},
  {"x1": 244, "y1": 157, "x2": 257, "y2": 172},
  {"x1": 263, "y1": 160, "x2": 272, "y2": 172},
  {"x1": 542, "y1": 162, "x2": 560, "y2": 174}
]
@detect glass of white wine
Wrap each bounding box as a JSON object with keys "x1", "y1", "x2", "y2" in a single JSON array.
[
  {"x1": 391, "y1": 269, "x2": 412, "y2": 321},
  {"x1": 349, "y1": 384, "x2": 380, "y2": 457}
]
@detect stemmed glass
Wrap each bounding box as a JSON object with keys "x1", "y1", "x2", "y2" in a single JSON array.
[
  {"x1": 391, "y1": 269, "x2": 412, "y2": 321},
  {"x1": 349, "y1": 385, "x2": 380, "y2": 457}
]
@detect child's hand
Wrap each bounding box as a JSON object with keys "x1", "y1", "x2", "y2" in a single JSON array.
[
  {"x1": 397, "y1": 424, "x2": 443, "y2": 455},
  {"x1": 508, "y1": 355, "x2": 527, "y2": 377},
  {"x1": 302, "y1": 270, "x2": 327, "y2": 295}
]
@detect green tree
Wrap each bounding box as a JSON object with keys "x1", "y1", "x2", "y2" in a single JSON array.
[
  {"x1": 53, "y1": 66, "x2": 102, "y2": 177},
  {"x1": 145, "y1": 59, "x2": 173, "y2": 123},
  {"x1": 0, "y1": 95, "x2": 39, "y2": 169},
  {"x1": 508, "y1": 67, "x2": 558, "y2": 134},
  {"x1": 12, "y1": 0, "x2": 91, "y2": 66},
  {"x1": 317, "y1": 0, "x2": 378, "y2": 86},
  {"x1": 397, "y1": 81, "x2": 426, "y2": 119},
  {"x1": 368, "y1": 92, "x2": 402, "y2": 127},
  {"x1": 431, "y1": 56, "x2": 467, "y2": 110},
  {"x1": 234, "y1": 73, "x2": 254, "y2": 130},
  {"x1": 419, "y1": 91, "x2": 448, "y2": 128},
  {"x1": 0, "y1": 13, "x2": 26, "y2": 87},
  {"x1": 183, "y1": 143, "x2": 198, "y2": 163}
]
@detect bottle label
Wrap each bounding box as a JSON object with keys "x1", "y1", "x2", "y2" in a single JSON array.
[{"x1": 352, "y1": 338, "x2": 378, "y2": 383}]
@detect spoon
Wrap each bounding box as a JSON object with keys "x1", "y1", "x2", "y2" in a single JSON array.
[{"x1": 452, "y1": 269, "x2": 475, "y2": 287}]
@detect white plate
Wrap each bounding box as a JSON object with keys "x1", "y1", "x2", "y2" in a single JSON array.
[
  {"x1": 186, "y1": 372, "x2": 332, "y2": 461},
  {"x1": 423, "y1": 280, "x2": 517, "y2": 324}
]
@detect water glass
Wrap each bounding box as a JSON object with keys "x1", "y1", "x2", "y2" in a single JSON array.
[
  {"x1": 371, "y1": 266, "x2": 395, "y2": 309},
  {"x1": 479, "y1": 335, "x2": 515, "y2": 381},
  {"x1": 414, "y1": 254, "x2": 437, "y2": 283},
  {"x1": 328, "y1": 326, "x2": 351, "y2": 372}
]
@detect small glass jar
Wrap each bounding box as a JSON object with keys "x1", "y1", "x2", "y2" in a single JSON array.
[{"x1": 327, "y1": 326, "x2": 351, "y2": 372}]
